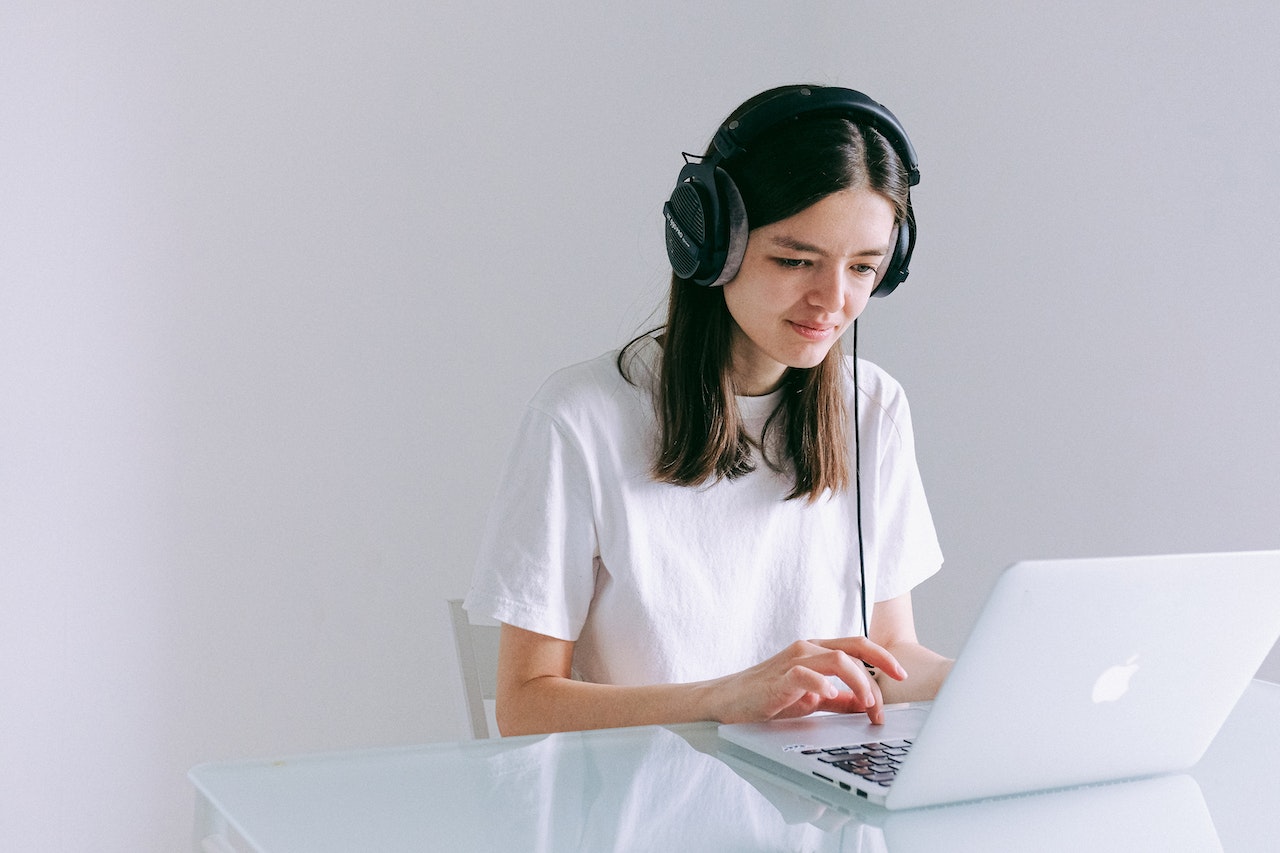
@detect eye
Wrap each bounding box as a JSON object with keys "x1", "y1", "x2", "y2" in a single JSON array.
[
  {"x1": 852, "y1": 263, "x2": 878, "y2": 277},
  {"x1": 774, "y1": 257, "x2": 811, "y2": 269}
]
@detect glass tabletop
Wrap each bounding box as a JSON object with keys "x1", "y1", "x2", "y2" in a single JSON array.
[{"x1": 191, "y1": 680, "x2": 1280, "y2": 852}]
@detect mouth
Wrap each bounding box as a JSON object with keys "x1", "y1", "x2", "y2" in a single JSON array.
[{"x1": 788, "y1": 320, "x2": 837, "y2": 341}]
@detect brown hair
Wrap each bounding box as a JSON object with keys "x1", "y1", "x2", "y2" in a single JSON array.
[{"x1": 623, "y1": 86, "x2": 912, "y2": 501}]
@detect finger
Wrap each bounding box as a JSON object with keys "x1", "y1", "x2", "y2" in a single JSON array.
[
  {"x1": 813, "y1": 637, "x2": 908, "y2": 681},
  {"x1": 814, "y1": 667, "x2": 885, "y2": 722},
  {"x1": 805, "y1": 650, "x2": 877, "y2": 708},
  {"x1": 823, "y1": 661, "x2": 886, "y2": 721},
  {"x1": 783, "y1": 664, "x2": 841, "y2": 702},
  {"x1": 814, "y1": 678, "x2": 872, "y2": 714},
  {"x1": 863, "y1": 676, "x2": 886, "y2": 725}
]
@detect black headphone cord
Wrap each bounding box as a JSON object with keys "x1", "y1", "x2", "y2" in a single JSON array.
[{"x1": 852, "y1": 319, "x2": 870, "y2": 642}]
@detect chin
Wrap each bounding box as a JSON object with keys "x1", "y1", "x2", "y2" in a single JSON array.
[{"x1": 789, "y1": 346, "x2": 838, "y2": 370}]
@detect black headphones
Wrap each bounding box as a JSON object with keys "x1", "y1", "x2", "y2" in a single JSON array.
[{"x1": 663, "y1": 86, "x2": 920, "y2": 295}]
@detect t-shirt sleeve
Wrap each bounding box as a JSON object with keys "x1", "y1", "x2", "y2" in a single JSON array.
[
  {"x1": 866, "y1": 376, "x2": 944, "y2": 603},
  {"x1": 464, "y1": 402, "x2": 599, "y2": 641}
]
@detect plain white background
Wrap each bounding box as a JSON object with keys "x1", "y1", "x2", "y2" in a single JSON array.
[{"x1": 3, "y1": 2, "x2": 1278, "y2": 849}]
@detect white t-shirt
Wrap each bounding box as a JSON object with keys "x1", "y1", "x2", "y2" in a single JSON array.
[{"x1": 465, "y1": 337, "x2": 942, "y2": 686}]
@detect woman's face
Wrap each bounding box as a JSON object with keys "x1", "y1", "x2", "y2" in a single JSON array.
[{"x1": 722, "y1": 187, "x2": 897, "y2": 396}]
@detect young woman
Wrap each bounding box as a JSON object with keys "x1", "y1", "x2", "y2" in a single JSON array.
[{"x1": 465, "y1": 85, "x2": 952, "y2": 736}]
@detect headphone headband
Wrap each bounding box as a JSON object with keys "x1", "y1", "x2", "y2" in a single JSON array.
[
  {"x1": 663, "y1": 85, "x2": 920, "y2": 294},
  {"x1": 710, "y1": 87, "x2": 920, "y2": 187}
]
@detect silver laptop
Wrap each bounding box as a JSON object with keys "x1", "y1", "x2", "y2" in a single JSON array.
[{"x1": 719, "y1": 551, "x2": 1280, "y2": 810}]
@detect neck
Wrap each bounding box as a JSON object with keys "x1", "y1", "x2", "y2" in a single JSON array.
[{"x1": 728, "y1": 335, "x2": 786, "y2": 397}]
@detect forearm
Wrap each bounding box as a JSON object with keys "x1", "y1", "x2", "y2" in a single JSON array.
[
  {"x1": 496, "y1": 675, "x2": 719, "y2": 736},
  {"x1": 496, "y1": 621, "x2": 911, "y2": 736},
  {"x1": 498, "y1": 635, "x2": 907, "y2": 735},
  {"x1": 875, "y1": 642, "x2": 952, "y2": 704}
]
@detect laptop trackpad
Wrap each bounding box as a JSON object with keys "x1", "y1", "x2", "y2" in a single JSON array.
[
  {"x1": 790, "y1": 705, "x2": 928, "y2": 747},
  {"x1": 721, "y1": 704, "x2": 930, "y2": 752}
]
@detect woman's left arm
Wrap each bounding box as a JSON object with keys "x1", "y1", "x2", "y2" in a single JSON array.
[{"x1": 868, "y1": 592, "x2": 953, "y2": 704}]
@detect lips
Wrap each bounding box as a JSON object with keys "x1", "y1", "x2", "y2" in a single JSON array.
[{"x1": 788, "y1": 320, "x2": 836, "y2": 341}]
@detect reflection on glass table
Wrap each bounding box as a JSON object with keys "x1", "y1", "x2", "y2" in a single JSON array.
[{"x1": 191, "y1": 680, "x2": 1280, "y2": 852}]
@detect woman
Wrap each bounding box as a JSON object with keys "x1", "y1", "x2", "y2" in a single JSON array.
[{"x1": 465, "y1": 85, "x2": 952, "y2": 736}]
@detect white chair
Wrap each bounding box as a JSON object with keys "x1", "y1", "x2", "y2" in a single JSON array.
[{"x1": 447, "y1": 599, "x2": 501, "y2": 738}]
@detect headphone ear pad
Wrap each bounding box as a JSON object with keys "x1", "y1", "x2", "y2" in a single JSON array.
[
  {"x1": 871, "y1": 214, "x2": 914, "y2": 297},
  {"x1": 707, "y1": 169, "x2": 748, "y2": 287}
]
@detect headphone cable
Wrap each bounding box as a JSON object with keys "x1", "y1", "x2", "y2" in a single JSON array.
[{"x1": 852, "y1": 319, "x2": 870, "y2": 642}]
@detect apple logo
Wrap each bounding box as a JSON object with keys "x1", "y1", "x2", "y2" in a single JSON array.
[{"x1": 1092, "y1": 654, "x2": 1140, "y2": 703}]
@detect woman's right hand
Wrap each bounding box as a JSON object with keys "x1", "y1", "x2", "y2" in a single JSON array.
[{"x1": 704, "y1": 637, "x2": 907, "y2": 726}]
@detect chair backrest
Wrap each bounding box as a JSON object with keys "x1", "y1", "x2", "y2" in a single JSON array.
[{"x1": 447, "y1": 599, "x2": 501, "y2": 738}]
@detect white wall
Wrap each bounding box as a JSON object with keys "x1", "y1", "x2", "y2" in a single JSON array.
[{"x1": 2, "y1": 2, "x2": 1277, "y2": 849}]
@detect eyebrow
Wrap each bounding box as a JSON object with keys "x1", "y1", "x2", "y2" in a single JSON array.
[{"x1": 767, "y1": 235, "x2": 890, "y2": 257}]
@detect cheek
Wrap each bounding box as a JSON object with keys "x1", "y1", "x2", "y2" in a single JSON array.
[
  {"x1": 851, "y1": 290, "x2": 873, "y2": 318},
  {"x1": 725, "y1": 270, "x2": 790, "y2": 313},
  {"x1": 721, "y1": 282, "x2": 768, "y2": 331}
]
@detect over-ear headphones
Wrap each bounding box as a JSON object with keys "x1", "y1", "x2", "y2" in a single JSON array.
[{"x1": 663, "y1": 86, "x2": 920, "y2": 295}]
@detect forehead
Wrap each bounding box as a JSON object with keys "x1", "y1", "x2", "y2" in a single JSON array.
[{"x1": 751, "y1": 188, "x2": 896, "y2": 256}]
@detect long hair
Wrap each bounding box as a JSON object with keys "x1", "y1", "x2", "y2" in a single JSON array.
[{"x1": 623, "y1": 86, "x2": 913, "y2": 501}]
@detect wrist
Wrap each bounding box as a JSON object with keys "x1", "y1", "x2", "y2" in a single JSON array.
[{"x1": 689, "y1": 676, "x2": 728, "y2": 724}]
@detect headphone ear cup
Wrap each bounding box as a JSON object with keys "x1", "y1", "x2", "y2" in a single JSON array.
[
  {"x1": 664, "y1": 162, "x2": 729, "y2": 285},
  {"x1": 871, "y1": 214, "x2": 914, "y2": 297}
]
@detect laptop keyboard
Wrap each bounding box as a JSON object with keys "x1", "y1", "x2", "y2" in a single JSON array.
[{"x1": 804, "y1": 738, "x2": 914, "y2": 787}]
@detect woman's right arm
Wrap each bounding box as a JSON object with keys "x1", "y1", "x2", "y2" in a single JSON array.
[
  {"x1": 495, "y1": 623, "x2": 720, "y2": 735},
  {"x1": 494, "y1": 623, "x2": 905, "y2": 736}
]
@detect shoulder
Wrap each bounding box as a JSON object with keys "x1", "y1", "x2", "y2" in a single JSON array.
[
  {"x1": 841, "y1": 355, "x2": 915, "y2": 432},
  {"x1": 841, "y1": 354, "x2": 906, "y2": 404},
  {"x1": 528, "y1": 339, "x2": 657, "y2": 425}
]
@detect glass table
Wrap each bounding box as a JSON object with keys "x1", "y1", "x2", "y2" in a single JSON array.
[{"x1": 190, "y1": 680, "x2": 1279, "y2": 852}]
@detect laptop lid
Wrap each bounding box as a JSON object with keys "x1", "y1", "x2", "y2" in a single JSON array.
[{"x1": 720, "y1": 550, "x2": 1280, "y2": 810}]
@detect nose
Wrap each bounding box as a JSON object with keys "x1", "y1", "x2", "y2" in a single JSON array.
[{"x1": 808, "y1": 266, "x2": 848, "y2": 314}]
